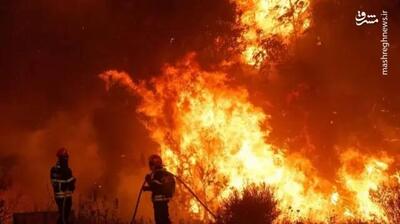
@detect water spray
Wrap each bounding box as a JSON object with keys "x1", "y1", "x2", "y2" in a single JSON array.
[{"x1": 130, "y1": 174, "x2": 217, "y2": 224}]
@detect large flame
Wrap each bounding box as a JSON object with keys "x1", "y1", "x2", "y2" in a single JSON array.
[
  {"x1": 99, "y1": 55, "x2": 396, "y2": 223},
  {"x1": 338, "y1": 150, "x2": 393, "y2": 222},
  {"x1": 232, "y1": 0, "x2": 311, "y2": 66}
]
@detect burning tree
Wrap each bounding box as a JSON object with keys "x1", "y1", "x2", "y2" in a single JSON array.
[
  {"x1": 100, "y1": 56, "x2": 331, "y2": 222},
  {"x1": 232, "y1": 0, "x2": 311, "y2": 67},
  {"x1": 99, "y1": 54, "x2": 400, "y2": 223},
  {"x1": 371, "y1": 179, "x2": 400, "y2": 224}
]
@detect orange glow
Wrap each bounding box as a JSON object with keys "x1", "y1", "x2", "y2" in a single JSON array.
[{"x1": 99, "y1": 55, "x2": 397, "y2": 222}]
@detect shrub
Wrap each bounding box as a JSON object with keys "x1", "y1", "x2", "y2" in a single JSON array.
[{"x1": 215, "y1": 184, "x2": 280, "y2": 224}]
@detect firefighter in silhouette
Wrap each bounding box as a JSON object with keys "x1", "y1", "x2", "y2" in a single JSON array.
[
  {"x1": 143, "y1": 154, "x2": 175, "y2": 224},
  {"x1": 50, "y1": 147, "x2": 76, "y2": 224}
]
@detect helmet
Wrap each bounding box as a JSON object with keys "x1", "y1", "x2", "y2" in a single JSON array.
[
  {"x1": 56, "y1": 147, "x2": 69, "y2": 158},
  {"x1": 148, "y1": 154, "x2": 163, "y2": 169}
]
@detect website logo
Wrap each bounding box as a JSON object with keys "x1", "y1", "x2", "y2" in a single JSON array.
[{"x1": 355, "y1": 11, "x2": 378, "y2": 26}]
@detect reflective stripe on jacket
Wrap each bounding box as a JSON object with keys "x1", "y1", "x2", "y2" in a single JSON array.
[
  {"x1": 50, "y1": 162, "x2": 75, "y2": 198},
  {"x1": 51, "y1": 177, "x2": 75, "y2": 198}
]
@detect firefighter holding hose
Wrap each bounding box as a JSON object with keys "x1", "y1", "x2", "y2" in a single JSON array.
[
  {"x1": 143, "y1": 154, "x2": 175, "y2": 224},
  {"x1": 50, "y1": 147, "x2": 76, "y2": 224}
]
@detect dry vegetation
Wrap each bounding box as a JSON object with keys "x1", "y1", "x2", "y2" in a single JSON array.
[
  {"x1": 0, "y1": 161, "x2": 14, "y2": 224},
  {"x1": 371, "y1": 182, "x2": 400, "y2": 224},
  {"x1": 73, "y1": 194, "x2": 124, "y2": 224},
  {"x1": 215, "y1": 184, "x2": 280, "y2": 224},
  {"x1": 213, "y1": 182, "x2": 400, "y2": 224},
  {"x1": 1, "y1": 176, "x2": 399, "y2": 224}
]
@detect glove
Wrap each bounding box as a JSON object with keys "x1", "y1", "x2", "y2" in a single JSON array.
[{"x1": 142, "y1": 185, "x2": 151, "y2": 191}]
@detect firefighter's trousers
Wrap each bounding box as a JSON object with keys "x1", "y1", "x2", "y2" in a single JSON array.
[
  {"x1": 55, "y1": 197, "x2": 72, "y2": 224},
  {"x1": 153, "y1": 201, "x2": 171, "y2": 224}
]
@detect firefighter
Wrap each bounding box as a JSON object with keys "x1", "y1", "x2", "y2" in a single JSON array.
[
  {"x1": 142, "y1": 154, "x2": 175, "y2": 224},
  {"x1": 50, "y1": 147, "x2": 76, "y2": 224}
]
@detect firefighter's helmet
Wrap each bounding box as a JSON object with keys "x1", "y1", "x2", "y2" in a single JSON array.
[
  {"x1": 56, "y1": 147, "x2": 69, "y2": 158},
  {"x1": 148, "y1": 154, "x2": 163, "y2": 169}
]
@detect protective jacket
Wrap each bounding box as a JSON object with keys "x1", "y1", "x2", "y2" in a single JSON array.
[
  {"x1": 50, "y1": 161, "x2": 76, "y2": 198},
  {"x1": 143, "y1": 168, "x2": 175, "y2": 202}
]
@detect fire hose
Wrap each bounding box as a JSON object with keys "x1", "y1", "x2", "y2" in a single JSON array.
[
  {"x1": 130, "y1": 174, "x2": 217, "y2": 224},
  {"x1": 131, "y1": 180, "x2": 146, "y2": 224}
]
